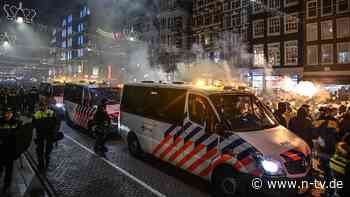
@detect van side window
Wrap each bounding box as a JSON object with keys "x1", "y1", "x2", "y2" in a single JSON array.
[
  {"x1": 188, "y1": 95, "x2": 218, "y2": 133},
  {"x1": 64, "y1": 85, "x2": 83, "y2": 104}
]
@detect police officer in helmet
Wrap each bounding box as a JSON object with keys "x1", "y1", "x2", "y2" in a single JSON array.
[
  {"x1": 0, "y1": 107, "x2": 21, "y2": 194},
  {"x1": 32, "y1": 100, "x2": 58, "y2": 171},
  {"x1": 93, "y1": 98, "x2": 110, "y2": 154}
]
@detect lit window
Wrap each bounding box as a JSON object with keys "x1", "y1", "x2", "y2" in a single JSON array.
[
  {"x1": 68, "y1": 38, "x2": 72, "y2": 47},
  {"x1": 285, "y1": 13, "x2": 298, "y2": 34},
  {"x1": 253, "y1": 0, "x2": 263, "y2": 13},
  {"x1": 321, "y1": 20, "x2": 333, "y2": 40},
  {"x1": 253, "y1": 20, "x2": 265, "y2": 38},
  {"x1": 337, "y1": 0, "x2": 349, "y2": 13},
  {"x1": 62, "y1": 19, "x2": 66, "y2": 27},
  {"x1": 321, "y1": 44, "x2": 334, "y2": 64},
  {"x1": 62, "y1": 29, "x2": 67, "y2": 38},
  {"x1": 321, "y1": 0, "x2": 333, "y2": 16},
  {"x1": 337, "y1": 17, "x2": 350, "y2": 38},
  {"x1": 284, "y1": 40, "x2": 298, "y2": 65},
  {"x1": 307, "y1": 0, "x2": 317, "y2": 18},
  {"x1": 307, "y1": 45, "x2": 318, "y2": 65},
  {"x1": 307, "y1": 23, "x2": 318, "y2": 41},
  {"x1": 253, "y1": 44, "x2": 265, "y2": 66},
  {"x1": 67, "y1": 15, "x2": 73, "y2": 24},
  {"x1": 268, "y1": 43, "x2": 281, "y2": 66},
  {"x1": 285, "y1": 0, "x2": 298, "y2": 7},
  {"x1": 337, "y1": 42, "x2": 350, "y2": 64},
  {"x1": 92, "y1": 67, "x2": 99, "y2": 76},
  {"x1": 268, "y1": 0, "x2": 280, "y2": 9},
  {"x1": 62, "y1": 41, "x2": 66, "y2": 48},
  {"x1": 68, "y1": 26, "x2": 72, "y2": 35},
  {"x1": 267, "y1": 17, "x2": 280, "y2": 36}
]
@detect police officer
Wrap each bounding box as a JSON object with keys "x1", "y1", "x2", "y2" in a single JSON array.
[
  {"x1": 32, "y1": 100, "x2": 58, "y2": 171},
  {"x1": 28, "y1": 87, "x2": 38, "y2": 114},
  {"x1": 0, "y1": 107, "x2": 21, "y2": 194},
  {"x1": 313, "y1": 107, "x2": 339, "y2": 196},
  {"x1": 93, "y1": 99, "x2": 110, "y2": 154},
  {"x1": 329, "y1": 133, "x2": 350, "y2": 196}
]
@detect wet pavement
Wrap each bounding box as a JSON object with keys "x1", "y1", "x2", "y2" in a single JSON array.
[
  {"x1": 20, "y1": 119, "x2": 327, "y2": 197},
  {"x1": 0, "y1": 156, "x2": 49, "y2": 197}
]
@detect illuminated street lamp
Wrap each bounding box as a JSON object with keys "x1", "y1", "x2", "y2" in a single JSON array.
[{"x1": 16, "y1": 17, "x2": 24, "y2": 24}]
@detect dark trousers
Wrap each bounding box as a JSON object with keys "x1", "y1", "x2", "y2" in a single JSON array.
[
  {"x1": 35, "y1": 138, "x2": 53, "y2": 169},
  {"x1": 0, "y1": 160, "x2": 14, "y2": 190}
]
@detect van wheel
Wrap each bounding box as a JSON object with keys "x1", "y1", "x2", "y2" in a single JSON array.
[
  {"x1": 127, "y1": 133, "x2": 142, "y2": 157},
  {"x1": 212, "y1": 166, "x2": 247, "y2": 197}
]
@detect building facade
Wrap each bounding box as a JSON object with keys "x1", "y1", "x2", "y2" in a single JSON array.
[
  {"x1": 159, "y1": 0, "x2": 193, "y2": 76},
  {"x1": 304, "y1": 0, "x2": 350, "y2": 84}
]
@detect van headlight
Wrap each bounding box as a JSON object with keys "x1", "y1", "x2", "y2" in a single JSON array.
[
  {"x1": 55, "y1": 103, "x2": 64, "y2": 108},
  {"x1": 260, "y1": 158, "x2": 282, "y2": 175}
]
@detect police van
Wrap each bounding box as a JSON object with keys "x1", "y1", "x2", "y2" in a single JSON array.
[
  {"x1": 64, "y1": 82, "x2": 121, "y2": 132},
  {"x1": 120, "y1": 82, "x2": 311, "y2": 196}
]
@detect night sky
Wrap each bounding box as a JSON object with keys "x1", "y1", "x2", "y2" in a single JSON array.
[{"x1": 1, "y1": 0, "x2": 85, "y2": 25}]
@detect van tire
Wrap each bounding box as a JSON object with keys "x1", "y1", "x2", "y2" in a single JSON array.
[
  {"x1": 127, "y1": 133, "x2": 142, "y2": 157},
  {"x1": 212, "y1": 165, "x2": 247, "y2": 197}
]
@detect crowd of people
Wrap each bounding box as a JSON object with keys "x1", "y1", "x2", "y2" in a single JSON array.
[
  {"x1": 0, "y1": 86, "x2": 40, "y2": 115},
  {"x1": 272, "y1": 101, "x2": 350, "y2": 196}
]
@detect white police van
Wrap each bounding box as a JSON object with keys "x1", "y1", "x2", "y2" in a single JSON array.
[
  {"x1": 64, "y1": 82, "x2": 121, "y2": 132},
  {"x1": 120, "y1": 82, "x2": 311, "y2": 196}
]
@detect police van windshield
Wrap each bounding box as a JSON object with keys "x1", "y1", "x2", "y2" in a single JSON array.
[
  {"x1": 209, "y1": 94, "x2": 278, "y2": 132},
  {"x1": 52, "y1": 86, "x2": 64, "y2": 97},
  {"x1": 90, "y1": 88, "x2": 120, "y2": 105}
]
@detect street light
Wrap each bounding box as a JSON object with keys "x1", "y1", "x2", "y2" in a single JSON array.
[
  {"x1": 3, "y1": 41, "x2": 9, "y2": 47},
  {"x1": 16, "y1": 17, "x2": 24, "y2": 24}
]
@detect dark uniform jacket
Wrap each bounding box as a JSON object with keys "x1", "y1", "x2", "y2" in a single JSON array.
[
  {"x1": 314, "y1": 117, "x2": 339, "y2": 156},
  {"x1": 32, "y1": 109, "x2": 57, "y2": 140},
  {"x1": 0, "y1": 117, "x2": 20, "y2": 162}
]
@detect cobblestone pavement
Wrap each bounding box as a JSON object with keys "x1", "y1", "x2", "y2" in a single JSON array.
[{"x1": 25, "y1": 121, "x2": 327, "y2": 197}]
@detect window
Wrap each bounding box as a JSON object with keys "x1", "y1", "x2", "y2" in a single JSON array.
[
  {"x1": 64, "y1": 85, "x2": 83, "y2": 104},
  {"x1": 231, "y1": 0, "x2": 241, "y2": 9},
  {"x1": 337, "y1": 17, "x2": 350, "y2": 38},
  {"x1": 337, "y1": 0, "x2": 349, "y2": 13},
  {"x1": 285, "y1": 13, "x2": 298, "y2": 33},
  {"x1": 232, "y1": 14, "x2": 241, "y2": 27},
  {"x1": 254, "y1": 45, "x2": 265, "y2": 66},
  {"x1": 68, "y1": 38, "x2": 72, "y2": 47},
  {"x1": 307, "y1": 0, "x2": 317, "y2": 18},
  {"x1": 285, "y1": 0, "x2": 298, "y2": 7},
  {"x1": 62, "y1": 29, "x2": 67, "y2": 38},
  {"x1": 67, "y1": 26, "x2": 72, "y2": 35},
  {"x1": 321, "y1": 0, "x2": 333, "y2": 16},
  {"x1": 78, "y1": 23, "x2": 84, "y2": 32},
  {"x1": 321, "y1": 44, "x2": 334, "y2": 64},
  {"x1": 253, "y1": 0, "x2": 263, "y2": 13},
  {"x1": 321, "y1": 20, "x2": 333, "y2": 40},
  {"x1": 225, "y1": 15, "x2": 231, "y2": 28},
  {"x1": 268, "y1": 17, "x2": 280, "y2": 36},
  {"x1": 62, "y1": 41, "x2": 67, "y2": 48},
  {"x1": 253, "y1": 20, "x2": 265, "y2": 38},
  {"x1": 307, "y1": 45, "x2": 319, "y2": 65},
  {"x1": 268, "y1": 0, "x2": 280, "y2": 9},
  {"x1": 284, "y1": 41, "x2": 298, "y2": 65},
  {"x1": 67, "y1": 15, "x2": 73, "y2": 24},
  {"x1": 307, "y1": 23, "x2": 318, "y2": 41},
  {"x1": 337, "y1": 42, "x2": 350, "y2": 64},
  {"x1": 77, "y1": 35, "x2": 84, "y2": 45},
  {"x1": 268, "y1": 43, "x2": 280, "y2": 66},
  {"x1": 224, "y1": 2, "x2": 230, "y2": 10},
  {"x1": 62, "y1": 19, "x2": 66, "y2": 27}
]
